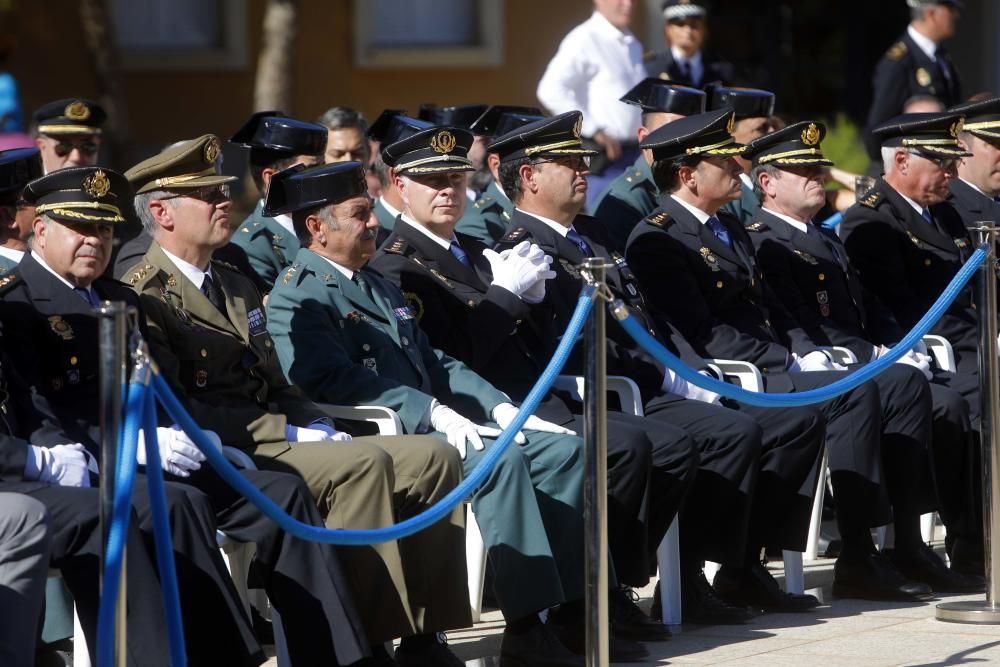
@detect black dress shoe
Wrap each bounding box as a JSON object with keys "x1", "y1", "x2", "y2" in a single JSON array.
[
  {"x1": 947, "y1": 536, "x2": 985, "y2": 577},
  {"x1": 546, "y1": 618, "x2": 649, "y2": 663},
  {"x1": 887, "y1": 544, "x2": 986, "y2": 593},
  {"x1": 681, "y1": 570, "x2": 754, "y2": 624},
  {"x1": 714, "y1": 562, "x2": 820, "y2": 613},
  {"x1": 500, "y1": 623, "x2": 585, "y2": 667},
  {"x1": 832, "y1": 551, "x2": 934, "y2": 601},
  {"x1": 611, "y1": 586, "x2": 671, "y2": 641},
  {"x1": 395, "y1": 634, "x2": 464, "y2": 666}
]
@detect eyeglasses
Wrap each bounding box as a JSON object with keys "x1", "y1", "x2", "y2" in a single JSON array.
[
  {"x1": 531, "y1": 155, "x2": 592, "y2": 172},
  {"x1": 52, "y1": 139, "x2": 99, "y2": 158},
  {"x1": 909, "y1": 151, "x2": 959, "y2": 171},
  {"x1": 160, "y1": 183, "x2": 231, "y2": 205}
]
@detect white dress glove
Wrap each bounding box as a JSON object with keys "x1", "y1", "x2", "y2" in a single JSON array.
[
  {"x1": 286, "y1": 423, "x2": 346, "y2": 442},
  {"x1": 303, "y1": 420, "x2": 352, "y2": 441},
  {"x1": 790, "y1": 350, "x2": 844, "y2": 372},
  {"x1": 137, "y1": 426, "x2": 207, "y2": 477},
  {"x1": 430, "y1": 402, "x2": 502, "y2": 459},
  {"x1": 878, "y1": 344, "x2": 933, "y2": 381},
  {"x1": 492, "y1": 402, "x2": 577, "y2": 444},
  {"x1": 482, "y1": 241, "x2": 556, "y2": 302},
  {"x1": 29, "y1": 443, "x2": 91, "y2": 487},
  {"x1": 661, "y1": 369, "x2": 721, "y2": 404}
]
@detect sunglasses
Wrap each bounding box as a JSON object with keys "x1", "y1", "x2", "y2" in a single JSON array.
[
  {"x1": 160, "y1": 183, "x2": 231, "y2": 205},
  {"x1": 53, "y1": 139, "x2": 100, "y2": 158},
  {"x1": 531, "y1": 155, "x2": 592, "y2": 171},
  {"x1": 909, "y1": 151, "x2": 959, "y2": 171}
]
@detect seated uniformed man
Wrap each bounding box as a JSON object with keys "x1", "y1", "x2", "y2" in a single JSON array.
[
  {"x1": 369, "y1": 110, "x2": 433, "y2": 241},
  {"x1": 30, "y1": 98, "x2": 104, "y2": 173},
  {"x1": 592, "y1": 78, "x2": 706, "y2": 252},
  {"x1": 458, "y1": 104, "x2": 543, "y2": 245},
  {"x1": 708, "y1": 87, "x2": 776, "y2": 226},
  {"x1": 625, "y1": 109, "x2": 950, "y2": 600},
  {"x1": 262, "y1": 155, "x2": 639, "y2": 665},
  {"x1": 228, "y1": 112, "x2": 329, "y2": 289},
  {"x1": 0, "y1": 165, "x2": 293, "y2": 666},
  {"x1": 949, "y1": 97, "x2": 1000, "y2": 229},
  {"x1": 840, "y1": 112, "x2": 978, "y2": 375},
  {"x1": 0, "y1": 148, "x2": 42, "y2": 273},
  {"x1": 123, "y1": 135, "x2": 470, "y2": 667},
  {"x1": 744, "y1": 120, "x2": 983, "y2": 585},
  {"x1": 490, "y1": 111, "x2": 825, "y2": 619},
  {"x1": 369, "y1": 125, "x2": 694, "y2": 642}
]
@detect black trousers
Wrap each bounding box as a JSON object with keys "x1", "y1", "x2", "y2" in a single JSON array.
[
  {"x1": 160, "y1": 466, "x2": 369, "y2": 667},
  {"x1": 929, "y1": 370, "x2": 981, "y2": 545}
]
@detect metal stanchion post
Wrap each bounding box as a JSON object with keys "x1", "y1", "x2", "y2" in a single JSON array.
[
  {"x1": 98, "y1": 301, "x2": 128, "y2": 664},
  {"x1": 582, "y1": 259, "x2": 610, "y2": 667},
  {"x1": 938, "y1": 224, "x2": 1000, "y2": 623}
]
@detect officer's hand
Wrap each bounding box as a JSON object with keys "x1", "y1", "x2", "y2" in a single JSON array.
[
  {"x1": 492, "y1": 402, "x2": 576, "y2": 444},
  {"x1": 137, "y1": 426, "x2": 206, "y2": 477},
  {"x1": 896, "y1": 348, "x2": 934, "y2": 381},
  {"x1": 483, "y1": 242, "x2": 556, "y2": 301},
  {"x1": 430, "y1": 403, "x2": 501, "y2": 459},
  {"x1": 305, "y1": 419, "x2": 352, "y2": 441},
  {"x1": 33, "y1": 443, "x2": 91, "y2": 487},
  {"x1": 790, "y1": 351, "x2": 843, "y2": 372},
  {"x1": 286, "y1": 423, "x2": 348, "y2": 442},
  {"x1": 593, "y1": 130, "x2": 622, "y2": 162}
]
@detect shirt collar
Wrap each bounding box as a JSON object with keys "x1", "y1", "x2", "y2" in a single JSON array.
[
  {"x1": 518, "y1": 208, "x2": 573, "y2": 237},
  {"x1": 274, "y1": 213, "x2": 295, "y2": 235},
  {"x1": 379, "y1": 196, "x2": 402, "y2": 220},
  {"x1": 898, "y1": 190, "x2": 927, "y2": 216},
  {"x1": 0, "y1": 247, "x2": 24, "y2": 264},
  {"x1": 907, "y1": 24, "x2": 938, "y2": 60},
  {"x1": 400, "y1": 214, "x2": 454, "y2": 251},
  {"x1": 319, "y1": 254, "x2": 356, "y2": 281},
  {"x1": 761, "y1": 206, "x2": 811, "y2": 234},
  {"x1": 739, "y1": 172, "x2": 753, "y2": 189},
  {"x1": 588, "y1": 10, "x2": 635, "y2": 45},
  {"x1": 670, "y1": 46, "x2": 702, "y2": 67},
  {"x1": 669, "y1": 194, "x2": 713, "y2": 224},
  {"x1": 160, "y1": 246, "x2": 212, "y2": 290}
]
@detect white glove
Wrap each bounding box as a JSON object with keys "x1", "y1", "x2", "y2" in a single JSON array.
[
  {"x1": 482, "y1": 241, "x2": 556, "y2": 301},
  {"x1": 492, "y1": 402, "x2": 576, "y2": 444},
  {"x1": 137, "y1": 426, "x2": 206, "y2": 477},
  {"x1": 305, "y1": 419, "x2": 352, "y2": 441},
  {"x1": 29, "y1": 443, "x2": 91, "y2": 487},
  {"x1": 286, "y1": 423, "x2": 344, "y2": 442},
  {"x1": 790, "y1": 350, "x2": 844, "y2": 372},
  {"x1": 875, "y1": 344, "x2": 934, "y2": 381},
  {"x1": 686, "y1": 371, "x2": 723, "y2": 404},
  {"x1": 430, "y1": 402, "x2": 502, "y2": 459}
]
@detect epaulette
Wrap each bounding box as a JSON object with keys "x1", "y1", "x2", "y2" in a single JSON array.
[
  {"x1": 859, "y1": 191, "x2": 883, "y2": 209},
  {"x1": 473, "y1": 195, "x2": 494, "y2": 209},
  {"x1": 745, "y1": 221, "x2": 770, "y2": 232},
  {"x1": 643, "y1": 49, "x2": 657, "y2": 62},
  {"x1": 279, "y1": 263, "x2": 301, "y2": 286},
  {"x1": 500, "y1": 226, "x2": 528, "y2": 243},
  {"x1": 0, "y1": 271, "x2": 19, "y2": 292},
  {"x1": 644, "y1": 211, "x2": 672, "y2": 228},
  {"x1": 382, "y1": 238, "x2": 412, "y2": 256},
  {"x1": 210, "y1": 259, "x2": 241, "y2": 274},
  {"x1": 127, "y1": 263, "x2": 157, "y2": 287},
  {"x1": 624, "y1": 168, "x2": 643, "y2": 185},
  {"x1": 886, "y1": 41, "x2": 907, "y2": 61}
]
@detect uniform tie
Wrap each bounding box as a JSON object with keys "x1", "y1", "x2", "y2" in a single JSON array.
[
  {"x1": 449, "y1": 240, "x2": 471, "y2": 267},
  {"x1": 352, "y1": 271, "x2": 376, "y2": 301},
  {"x1": 677, "y1": 58, "x2": 691, "y2": 81},
  {"x1": 201, "y1": 274, "x2": 226, "y2": 314},
  {"x1": 993, "y1": 196, "x2": 1000, "y2": 205},
  {"x1": 706, "y1": 216, "x2": 731, "y2": 247},
  {"x1": 74, "y1": 287, "x2": 100, "y2": 308},
  {"x1": 566, "y1": 228, "x2": 593, "y2": 257},
  {"x1": 920, "y1": 207, "x2": 934, "y2": 225}
]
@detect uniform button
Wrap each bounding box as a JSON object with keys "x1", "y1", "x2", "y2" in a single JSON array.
[
  {"x1": 362, "y1": 343, "x2": 371, "y2": 352},
  {"x1": 402, "y1": 337, "x2": 409, "y2": 346},
  {"x1": 467, "y1": 300, "x2": 475, "y2": 307},
  {"x1": 818, "y1": 273, "x2": 825, "y2": 281},
  {"x1": 70, "y1": 356, "x2": 78, "y2": 366},
  {"x1": 200, "y1": 349, "x2": 208, "y2": 358},
  {"x1": 716, "y1": 281, "x2": 723, "y2": 288},
  {"x1": 264, "y1": 339, "x2": 272, "y2": 349},
  {"x1": 515, "y1": 319, "x2": 522, "y2": 325},
  {"x1": 924, "y1": 259, "x2": 932, "y2": 266},
  {"x1": 765, "y1": 319, "x2": 772, "y2": 327}
]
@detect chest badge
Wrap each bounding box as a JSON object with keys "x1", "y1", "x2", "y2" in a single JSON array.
[
  {"x1": 700, "y1": 247, "x2": 721, "y2": 272},
  {"x1": 362, "y1": 357, "x2": 378, "y2": 374},
  {"x1": 916, "y1": 67, "x2": 932, "y2": 87},
  {"x1": 48, "y1": 316, "x2": 74, "y2": 341},
  {"x1": 793, "y1": 250, "x2": 818, "y2": 265},
  {"x1": 195, "y1": 370, "x2": 208, "y2": 388},
  {"x1": 559, "y1": 258, "x2": 582, "y2": 279}
]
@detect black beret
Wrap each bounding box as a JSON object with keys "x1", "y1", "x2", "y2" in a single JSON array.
[{"x1": 263, "y1": 161, "x2": 368, "y2": 217}]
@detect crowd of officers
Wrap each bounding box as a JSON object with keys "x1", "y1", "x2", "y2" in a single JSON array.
[{"x1": 2, "y1": 2, "x2": 1000, "y2": 667}]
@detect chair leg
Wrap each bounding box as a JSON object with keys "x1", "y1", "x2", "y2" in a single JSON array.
[
  {"x1": 271, "y1": 608, "x2": 292, "y2": 667},
  {"x1": 466, "y1": 507, "x2": 487, "y2": 622},
  {"x1": 218, "y1": 534, "x2": 254, "y2": 619},
  {"x1": 782, "y1": 551, "x2": 805, "y2": 594},
  {"x1": 805, "y1": 453, "x2": 829, "y2": 561},
  {"x1": 655, "y1": 518, "x2": 682, "y2": 626},
  {"x1": 921, "y1": 512, "x2": 936, "y2": 543},
  {"x1": 73, "y1": 604, "x2": 91, "y2": 667}
]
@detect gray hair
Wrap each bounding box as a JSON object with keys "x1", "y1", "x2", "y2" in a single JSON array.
[
  {"x1": 750, "y1": 163, "x2": 783, "y2": 203},
  {"x1": 317, "y1": 106, "x2": 368, "y2": 134},
  {"x1": 881, "y1": 146, "x2": 905, "y2": 175},
  {"x1": 133, "y1": 189, "x2": 172, "y2": 236}
]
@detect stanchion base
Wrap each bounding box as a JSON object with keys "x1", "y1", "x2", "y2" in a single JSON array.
[{"x1": 936, "y1": 601, "x2": 1000, "y2": 624}]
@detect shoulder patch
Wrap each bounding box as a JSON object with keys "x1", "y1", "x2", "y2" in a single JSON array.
[
  {"x1": 383, "y1": 238, "x2": 411, "y2": 256},
  {"x1": 473, "y1": 195, "x2": 494, "y2": 209},
  {"x1": 127, "y1": 263, "x2": 157, "y2": 287},
  {"x1": 500, "y1": 226, "x2": 528, "y2": 243},
  {"x1": 280, "y1": 264, "x2": 300, "y2": 286},
  {"x1": 886, "y1": 41, "x2": 907, "y2": 61},
  {"x1": 0, "y1": 272, "x2": 19, "y2": 291},
  {"x1": 644, "y1": 212, "x2": 672, "y2": 228},
  {"x1": 745, "y1": 221, "x2": 770, "y2": 232},
  {"x1": 859, "y1": 191, "x2": 883, "y2": 209}
]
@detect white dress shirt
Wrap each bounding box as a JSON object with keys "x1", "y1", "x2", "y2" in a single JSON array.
[
  {"x1": 536, "y1": 11, "x2": 645, "y2": 142},
  {"x1": 671, "y1": 46, "x2": 704, "y2": 86},
  {"x1": 161, "y1": 247, "x2": 214, "y2": 291},
  {"x1": 761, "y1": 207, "x2": 811, "y2": 234},
  {"x1": 400, "y1": 214, "x2": 457, "y2": 251},
  {"x1": 518, "y1": 208, "x2": 572, "y2": 238},
  {"x1": 669, "y1": 194, "x2": 713, "y2": 224},
  {"x1": 378, "y1": 196, "x2": 402, "y2": 220},
  {"x1": 0, "y1": 246, "x2": 24, "y2": 265},
  {"x1": 907, "y1": 24, "x2": 938, "y2": 61}
]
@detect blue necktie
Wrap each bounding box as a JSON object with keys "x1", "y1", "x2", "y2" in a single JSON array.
[
  {"x1": 920, "y1": 207, "x2": 934, "y2": 225},
  {"x1": 74, "y1": 287, "x2": 99, "y2": 308},
  {"x1": 567, "y1": 228, "x2": 593, "y2": 257},
  {"x1": 449, "y1": 240, "x2": 471, "y2": 267},
  {"x1": 707, "y1": 216, "x2": 731, "y2": 247},
  {"x1": 993, "y1": 196, "x2": 1000, "y2": 205}
]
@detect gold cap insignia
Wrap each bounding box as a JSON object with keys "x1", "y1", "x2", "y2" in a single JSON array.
[
  {"x1": 64, "y1": 101, "x2": 91, "y2": 121},
  {"x1": 726, "y1": 112, "x2": 735, "y2": 135},
  {"x1": 572, "y1": 115, "x2": 583, "y2": 139},
  {"x1": 203, "y1": 137, "x2": 221, "y2": 164},
  {"x1": 430, "y1": 130, "x2": 457, "y2": 154},
  {"x1": 801, "y1": 123, "x2": 820, "y2": 146},
  {"x1": 916, "y1": 67, "x2": 932, "y2": 88},
  {"x1": 950, "y1": 119, "x2": 964, "y2": 138},
  {"x1": 83, "y1": 169, "x2": 111, "y2": 198}
]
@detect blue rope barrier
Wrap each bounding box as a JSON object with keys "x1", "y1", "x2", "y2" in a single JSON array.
[
  {"x1": 149, "y1": 289, "x2": 598, "y2": 545},
  {"x1": 821, "y1": 212, "x2": 843, "y2": 230},
  {"x1": 617, "y1": 246, "x2": 986, "y2": 407},
  {"x1": 140, "y1": 384, "x2": 188, "y2": 667}
]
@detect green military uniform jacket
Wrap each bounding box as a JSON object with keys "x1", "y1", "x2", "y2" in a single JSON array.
[
  {"x1": 591, "y1": 155, "x2": 658, "y2": 253},
  {"x1": 0, "y1": 253, "x2": 19, "y2": 275},
  {"x1": 456, "y1": 180, "x2": 513, "y2": 246},
  {"x1": 265, "y1": 248, "x2": 508, "y2": 434},
  {"x1": 373, "y1": 197, "x2": 398, "y2": 234},
  {"x1": 230, "y1": 200, "x2": 300, "y2": 289},
  {"x1": 125, "y1": 242, "x2": 325, "y2": 455},
  {"x1": 721, "y1": 178, "x2": 760, "y2": 226}
]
